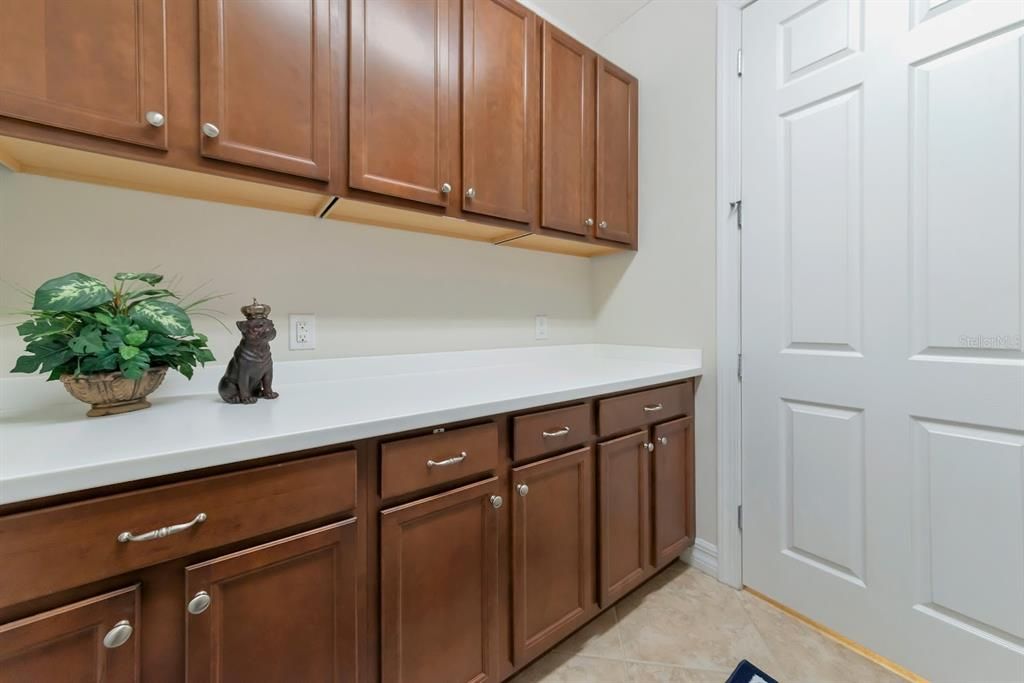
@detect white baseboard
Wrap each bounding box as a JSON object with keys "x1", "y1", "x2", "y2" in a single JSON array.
[{"x1": 682, "y1": 538, "x2": 719, "y2": 577}]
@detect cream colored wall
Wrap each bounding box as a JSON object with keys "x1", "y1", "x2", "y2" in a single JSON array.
[
  {"x1": 591, "y1": 0, "x2": 720, "y2": 545},
  {"x1": 0, "y1": 170, "x2": 596, "y2": 374}
]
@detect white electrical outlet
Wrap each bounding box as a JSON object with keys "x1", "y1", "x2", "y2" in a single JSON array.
[
  {"x1": 534, "y1": 314, "x2": 549, "y2": 341},
  {"x1": 289, "y1": 314, "x2": 316, "y2": 350}
]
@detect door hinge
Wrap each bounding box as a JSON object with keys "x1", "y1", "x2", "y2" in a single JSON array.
[
  {"x1": 730, "y1": 199, "x2": 742, "y2": 229},
  {"x1": 737, "y1": 504, "x2": 743, "y2": 531},
  {"x1": 736, "y1": 49, "x2": 743, "y2": 77},
  {"x1": 737, "y1": 353, "x2": 742, "y2": 381}
]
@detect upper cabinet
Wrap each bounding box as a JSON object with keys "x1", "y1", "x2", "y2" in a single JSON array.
[
  {"x1": 0, "y1": 0, "x2": 168, "y2": 149},
  {"x1": 462, "y1": 0, "x2": 538, "y2": 224},
  {"x1": 198, "y1": 0, "x2": 332, "y2": 180},
  {"x1": 540, "y1": 24, "x2": 595, "y2": 236},
  {"x1": 349, "y1": 0, "x2": 459, "y2": 206},
  {"x1": 596, "y1": 58, "x2": 638, "y2": 246}
]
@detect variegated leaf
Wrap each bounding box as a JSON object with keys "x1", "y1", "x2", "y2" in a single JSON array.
[
  {"x1": 130, "y1": 300, "x2": 193, "y2": 337},
  {"x1": 33, "y1": 273, "x2": 113, "y2": 312}
]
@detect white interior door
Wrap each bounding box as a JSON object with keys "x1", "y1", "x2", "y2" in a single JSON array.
[{"x1": 741, "y1": 1, "x2": 1024, "y2": 680}]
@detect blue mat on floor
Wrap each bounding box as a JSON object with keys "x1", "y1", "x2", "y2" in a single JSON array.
[{"x1": 725, "y1": 659, "x2": 779, "y2": 683}]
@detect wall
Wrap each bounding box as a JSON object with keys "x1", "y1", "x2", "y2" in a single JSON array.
[
  {"x1": 591, "y1": 0, "x2": 720, "y2": 545},
  {"x1": 0, "y1": 170, "x2": 596, "y2": 374}
]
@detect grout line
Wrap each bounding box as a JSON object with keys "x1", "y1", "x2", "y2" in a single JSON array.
[{"x1": 744, "y1": 587, "x2": 929, "y2": 683}]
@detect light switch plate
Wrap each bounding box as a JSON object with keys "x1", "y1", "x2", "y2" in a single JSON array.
[{"x1": 289, "y1": 314, "x2": 316, "y2": 350}]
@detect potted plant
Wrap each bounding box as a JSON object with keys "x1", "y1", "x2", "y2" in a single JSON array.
[{"x1": 10, "y1": 272, "x2": 216, "y2": 416}]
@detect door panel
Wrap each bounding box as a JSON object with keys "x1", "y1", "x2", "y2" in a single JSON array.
[
  {"x1": 741, "y1": 1, "x2": 1024, "y2": 680},
  {"x1": 0, "y1": 0, "x2": 167, "y2": 149},
  {"x1": 198, "y1": 0, "x2": 331, "y2": 179},
  {"x1": 462, "y1": 0, "x2": 538, "y2": 223},
  {"x1": 651, "y1": 417, "x2": 695, "y2": 568},
  {"x1": 0, "y1": 585, "x2": 139, "y2": 683},
  {"x1": 597, "y1": 430, "x2": 650, "y2": 607},
  {"x1": 380, "y1": 477, "x2": 500, "y2": 683},
  {"x1": 511, "y1": 447, "x2": 594, "y2": 666},
  {"x1": 540, "y1": 23, "x2": 594, "y2": 235},
  {"x1": 185, "y1": 520, "x2": 359, "y2": 682},
  {"x1": 349, "y1": 0, "x2": 459, "y2": 206},
  {"x1": 595, "y1": 58, "x2": 637, "y2": 245}
]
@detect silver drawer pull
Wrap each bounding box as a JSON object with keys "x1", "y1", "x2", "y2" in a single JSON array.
[
  {"x1": 427, "y1": 451, "x2": 468, "y2": 468},
  {"x1": 103, "y1": 620, "x2": 133, "y2": 649},
  {"x1": 117, "y1": 512, "x2": 207, "y2": 543},
  {"x1": 542, "y1": 426, "x2": 571, "y2": 438},
  {"x1": 642, "y1": 403, "x2": 664, "y2": 412}
]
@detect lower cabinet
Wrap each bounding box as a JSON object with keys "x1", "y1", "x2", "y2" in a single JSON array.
[
  {"x1": 511, "y1": 447, "x2": 594, "y2": 666},
  {"x1": 597, "y1": 430, "x2": 651, "y2": 607},
  {"x1": 651, "y1": 417, "x2": 696, "y2": 568},
  {"x1": 0, "y1": 585, "x2": 140, "y2": 683},
  {"x1": 380, "y1": 477, "x2": 501, "y2": 683},
  {"x1": 185, "y1": 519, "x2": 360, "y2": 682}
]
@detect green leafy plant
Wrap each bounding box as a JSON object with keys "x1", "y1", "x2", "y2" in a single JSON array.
[{"x1": 10, "y1": 272, "x2": 216, "y2": 381}]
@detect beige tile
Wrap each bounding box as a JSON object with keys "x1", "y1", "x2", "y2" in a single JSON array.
[
  {"x1": 738, "y1": 591, "x2": 905, "y2": 683},
  {"x1": 552, "y1": 607, "x2": 624, "y2": 659},
  {"x1": 615, "y1": 568, "x2": 779, "y2": 673},
  {"x1": 626, "y1": 662, "x2": 729, "y2": 683},
  {"x1": 512, "y1": 652, "x2": 631, "y2": 683}
]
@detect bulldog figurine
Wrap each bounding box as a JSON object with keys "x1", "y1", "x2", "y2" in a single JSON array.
[{"x1": 218, "y1": 299, "x2": 279, "y2": 404}]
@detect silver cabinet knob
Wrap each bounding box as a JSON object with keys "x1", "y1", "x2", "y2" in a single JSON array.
[
  {"x1": 658, "y1": 436, "x2": 669, "y2": 446},
  {"x1": 598, "y1": 220, "x2": 608, "y2": 230},
  {"x1": 584, "y1": 218, "x2": 594, "y2": 228},
  {"x1": 103, "y1": 620, "x2": 133, "y2": 649},
  {"x1": 187, "y1": 590, "x2": 211, "y2": 615},
  {"x1": 516, "y1": 483, "x2": 529, "y2": 497},
  {"x1": 644, "y1": 442, "x2": 655, "y2": 453},
  {"x1": 201, "y1": 122, "x2": 220, "y2": 138},
  {"x1": 145, "y1": 111, "x2": 165, "y2": 128},
  {"x1": 441, "y1": 182, "x2": 452, "y2": 194},
  {"x1": 465, "y1": 187, "x2": 476, "y2": 200},
  {"x1": 490, "y1": 495, "x2": 503, "y2": 509}
]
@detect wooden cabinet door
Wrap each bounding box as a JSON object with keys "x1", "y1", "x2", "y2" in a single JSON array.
[
  {"x1": 381, "y1": 477, "x2": 500, "y2": 683},
  {"x1": 349, "y1": 0, "x2": 459, "y2": 206},
  {"x1": 0, "y1": 585, "x2": 140, "y2": 682},
  {"x1": 651, "y1": 417, "x2": 695, "y2": 568},
  {"x1": 540, "y1": 23, "x2": 594, "y2": 236},
  {"x1": 462, "y1": 0, "x2": 538, "y2": 223},
  {"x1": 595, "y1": 57, "x2": 638, "y2": 245},
  {"x1": 185, "y1": 520, "x2": 359, "y2": 683},
  {"x1": 597, "y1": 430, "x2": 650, "y2": 607},
  {"x1": 0, "y1": 0, "x2": 167, "y2": 149},
  {"x1": 511, "y1": 447, "x2": 594, "y2": 667},
  {"x1": 198, "y1": 0, "x2": 331, "y2": 179}
]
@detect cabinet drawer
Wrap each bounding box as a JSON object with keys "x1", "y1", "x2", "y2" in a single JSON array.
[
  {"x1": 0, "y1": 450, "x2": 357, "y2": 609},
  {"x1": 381, "y1": 423, "x2": 498, "y2": 500},
  {"x1": 598, "y1": 382, "x2": 693, "y2": 437},
  {"x1": 512, "y1": 403, "x2": 591, "y2": 462}
]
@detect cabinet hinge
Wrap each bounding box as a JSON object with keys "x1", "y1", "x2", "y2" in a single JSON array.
[
  {"x1": 737, "y1": 49, "x2": 743, "y2": 77},
  {"x1": 737, "y1": 353, "x2": 742, "y2": 381},
  {"x1": 730, "y1": 199, "x2": 742, "y2": 229}
]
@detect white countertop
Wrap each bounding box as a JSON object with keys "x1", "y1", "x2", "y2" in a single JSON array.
[{"x1": 0, "y1": 344, "x2": 701, "y2": 505}]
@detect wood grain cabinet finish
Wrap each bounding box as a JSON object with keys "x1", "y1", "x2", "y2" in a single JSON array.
[
  {"x1": 380, "y1": 422, "x2": 499, "y2": 500},
  {"x1": 349, "y1": 0, "x2": 460, "y2": 206},
  {"x1": 198, "y1": 0, "x2": 331, "y2": 179},
  {"x1": 511, "y1": 447, "x2": 594, "y2": 666},
  {"x1": 540, "y1": 24, "x2": 595, "y2": 236},
  {"x1": 0, "y1": 585, "x2": 140, "y2": 683},
  {"x1": 597, "y1": 430, "x2": 650, "y2": 607},
  {"x1": 0, "y1": 0, "x2": 168, "y2": 150},
  {"x1": 512, "y1": 403, "x2": 592, "y2": 462},
  {"x1": 381, "y1": 477, "x2": 500, "y2": 683},
  {"x1": 462, "y1": 0, "x2": 538, "y2": 223},
  {"x1": 185, "y1": 520, "x2": 359, "y2": 682},
  {"x1": 595, "y1": 58, "x2": 638, "y2": 246},
  {"x1": 651, "y1": 417, "x2": 696, "y2": 568},
  {"x1": 598, "y1": 382, "x2": 694, "y2": 437}
]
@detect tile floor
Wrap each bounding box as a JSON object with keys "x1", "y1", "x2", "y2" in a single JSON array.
[{"x1": 510, "y1": 562, "x2": 905, "y2": 683}]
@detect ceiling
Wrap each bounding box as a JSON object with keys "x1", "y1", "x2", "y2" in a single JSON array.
[{"x1": 525, "y1": 0, "x2": 651, "y2": 46}]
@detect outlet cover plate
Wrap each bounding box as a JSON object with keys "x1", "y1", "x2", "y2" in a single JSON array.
[
  {"x1": 289, "y1": 314, "x2": 316, "y2": 350},
  {"x1": 535, "y1": 315, "x2": 549, "y2": 341}
]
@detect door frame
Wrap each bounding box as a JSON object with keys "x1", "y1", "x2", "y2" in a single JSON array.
[{"x1": 715, "y1": 0, "x2": 746, "y2": 589}]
